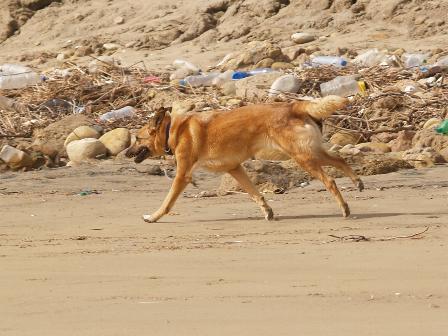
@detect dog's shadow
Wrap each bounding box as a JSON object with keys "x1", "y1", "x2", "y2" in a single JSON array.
[{"x1": 198, "y1": 211, "x2": 446, "y2": 223}]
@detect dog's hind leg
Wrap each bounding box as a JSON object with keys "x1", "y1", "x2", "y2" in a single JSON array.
[
  {"x1": 317, "y1": 150, "x2": 364, "y2": 191},
  {"x1": 227, "y1": 165, "x2": 274, "y2": 221},
  {"x1": 297, "y1": 160, "x2": 350, "y2": 217}
]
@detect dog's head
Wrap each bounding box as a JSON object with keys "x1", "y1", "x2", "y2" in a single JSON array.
[{"x1": 126, "y1": 108, "x2": 169, "y2": 163}]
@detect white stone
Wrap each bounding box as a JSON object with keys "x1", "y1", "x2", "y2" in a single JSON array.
[
  {"x1": 66, "y1": 138, "x2": 108, "y2": 163},
  {"x1": 291, "y1": 32, "x2": 315, "y2": 45}
]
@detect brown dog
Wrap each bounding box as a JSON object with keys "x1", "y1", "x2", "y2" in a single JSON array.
[{"x1": 126, "y1": 96, "x2": 363, "y2": 223}]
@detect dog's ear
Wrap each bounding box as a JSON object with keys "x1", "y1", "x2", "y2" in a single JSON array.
[{"x1": 154, "y1": 108, "x2": 166, "y2": 129}]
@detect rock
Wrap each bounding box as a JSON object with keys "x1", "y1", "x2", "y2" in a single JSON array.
[
  {"x1": 356, "y1": 142, "x2": 391, "y2": 154},
  {"x1": 268, "y1": 74, "x2": 300, "y2": 97},
  {"x1": 0, "y1": 145, "x2": 33, "y2": 170},
  {"x1": 171, "y1": 100, "x2": 195, "y2": 117},
  {"x1": 225, "y1": 98, "x2": 242, "y2": 106},
  {"x1": 31, "y1": 115, "x2": 96, "y2": 158},
  {"x1": 415, "y1": 16, "x2": 426, "y2": 25},
  {"x1": 330, "y1": 132, "x2": 359, "y2": 146},
  {"x1": 281, "y1": 46, "x2": 305, "y2": 62},
  {"x1": 56, "y1": 53, "x2": 66, "y2": 62},
  {"x1": 218, "y1": 41, "x2": 285, "y2": 70},
  {"x1": 389, "y1": 130, "x2": 415, "y2": 152},
  {"x1": 218, "y1": 160, "x2": 309, "y2": 195},
  {"x1": 20, "y1": 0, "x2": 56, "y2": 10},
  {"x1": 64, "y1": 126, "x2": 101, "y2": 148},
  {"x1": 412, "y1": 129, "x2": 448, "y2": 157},
  {"x1": 221, "y1": 81, "x2": 236, "y2": 96},
  {"x1": 235, "y1": 72, "x2": 281, "y2": 100},
  {"x1": 66, "y1": 138, "x2": 108, "y2": 163},
  {"x1": 103, "y1": 43, "x2": 120, "y2": 50},
  {"x1": 402, "y1": 147, "x2": 446, "y2": 168},
  {"x1": 351, "y1": 2, "x2": 365, "y2": 13},
  {"x1": 114, "y1": 16, "x2": 125, "y2": 25},
  {"x1": 99, "y1": 128, "x2": 131, "y2": 156},
  {"x1": 255, "y1": 58, "x2": 275, "y2": 68},
  {"x1": 291, "y1": 32, "x2": 315, "y2": 44},
  {"x1": 271, "y1": 62, "x2": 295, "y2": 70},
  {"x1": 372, "y1": 96, "x2": 403, "y2": 110},
  {"x1": 74, "y1": 46, "x2": 93, "y2": 57},
  {"x1": 339, "y1": 144, "x2": 361, "y2": 156},
  {"x1": 370, "y1": 132, "x2": 398, "y2": 143},
  {"x1": 423, "y1": 118, "x2": 442, "y2": 129}
]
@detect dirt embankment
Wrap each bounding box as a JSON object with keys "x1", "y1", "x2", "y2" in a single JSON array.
[{"x1": 1, "y1": 0, "x2": 447, "y2": 69}]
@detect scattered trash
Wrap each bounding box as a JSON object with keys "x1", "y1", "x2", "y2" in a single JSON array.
[
  {"x1": 402, "y1": 53, "x2": 428, "y2": 68},
  {"x1": 77, "y1": 189, "x2": 101, "y2": 196},
  {"x1": 320, "y1": 75, "x2": 366, "y2": 97},
  {"x1": 354, "y1": 49, "x2": 387, "y2": 67},
  {"x1": 0, "y1": 64, "x2": 41, "y2": 89},
  {"x1": 179, "y1": 73, "x2": 220, "y2": 87},
  {"x1": 310, "y1": 56, "x2": 347, "y2": 67},
  {"x1": 99, "y1": 106, "x2": 136, "y2": 122},
  {"x1": 143, "y1": 75, "x2": 161, "y2": 84},
  {"x1": 435, "y1": 120, "x2": 448, "y2": 135}
]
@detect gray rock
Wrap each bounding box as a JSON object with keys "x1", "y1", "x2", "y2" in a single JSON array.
[{"x1": 291, "y1": 32, "x2": 315, "y2": 45}]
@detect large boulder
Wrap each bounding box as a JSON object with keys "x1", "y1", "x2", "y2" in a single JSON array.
[
  {"x1": 99, "y1": 128, "x2": 131, "y2": 156},
  {"x1": 235, "y1": 72, "x2": 281, "y2": 100},
  {"x1": 413, "y1": 129, "x2": 448, "y2": 160},
  {"x1": 389, "y1": 130, "x2": 415, "y2": 152},
  {"x1": 66, "y1": 138, "x2": 108, "y2": 163},
  {"x1": 402, "y1": 147, "x2": 446, "y2": 168},
  {"x1": 0, "y1": 145, "x2": 33, "y2": 170},
  {"x1": 31, "y1": 115, "x2": 96, "y2": 158},
  {"x1": 218, "y1": 41, "x2": 286, "y2": 70},
  {"x1": 64, "y1": 125, "x2": 101, "y2": 148},
  {"x1": 356, "y1": 142, "x2": 391, "y2": 154}
]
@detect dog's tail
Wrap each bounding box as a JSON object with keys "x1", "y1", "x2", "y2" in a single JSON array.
[{"x1": 292, "y1": 96, "x2": 349, "y2": 120}]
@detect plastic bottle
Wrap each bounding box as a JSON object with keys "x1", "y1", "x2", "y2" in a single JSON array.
[
  {"x1": 435, "y1": 120, "x2": 448, "y2": 135},
  {"x1": 311, "y1": 56, "x2": 347, "y2": 67},
  {"x1": 99, "y1": 106, "x2": 136, "y2": 122},
  {"x1": 247, "y1": 68, "x2": 275, "y2": 75},
  {"x1": 402, "y1": 53, "x2": 428, "y2": 68},
  {"x1": 231, "y1": 71, "x2": 251, "y2": 80},
  {"x1": 353, "y1": 49, "x2": 387, "y2": 67},
  {"x1": 320, "y1": 76, "x2": 366, "y2": 97},
  {"x1": 435, "y1": 55, "x2": 448, "y2": 67},
  {"x1": 212, "y1": 70, "x2": 234, "y2": 86},
  {"x1": 179, "y1": 73, "x2": 220, "y2": 87},
  {"x1": 0, "y1": 64, "x2": 41, "y2": 89},
  {"x1": 172, "y1": 59, "x2": 201, "y2": 73}
]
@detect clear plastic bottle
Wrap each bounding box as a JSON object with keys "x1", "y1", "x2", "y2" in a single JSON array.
[
  {"x1": 247, "y1": 68, "x2": 275, "y2": 75},
  {"x1": 179, "y1": 73, "x2": 220, "y2": 87},
  {"x1": 311, "y1": 56, "x2": 347, "y2": 67},
  {"x1": 320, "y1": 76, "x2": 365, "y2": 97},
  {"x1": 0, "y1": 64, "x2": 41, "y2": 89},
  {"x1": 354, "y1": 49, "x2": 387, "y2": 67},
  {"x1": 172, "y1": 59, "x2": 200, "y2": 73},
  {"x1": 402, "y1": 53, "x2": 428, "y2": 68},
  {"x1": 99, "y1": 106, "x2": 136, "y2": 122}
]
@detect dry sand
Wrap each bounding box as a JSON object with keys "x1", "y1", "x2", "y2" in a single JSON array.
[{"x1": 1, "y1": 160, "x2": 447, "y2": 335}]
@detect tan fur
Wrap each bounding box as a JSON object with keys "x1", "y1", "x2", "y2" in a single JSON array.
[{"x1": 127, "y1": 95, "x2": 363, "y2": 223}]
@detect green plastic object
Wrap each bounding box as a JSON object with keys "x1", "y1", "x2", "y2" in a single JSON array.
[{"x1": 435, "y1": 120, "x2": 448, "y2": 135}]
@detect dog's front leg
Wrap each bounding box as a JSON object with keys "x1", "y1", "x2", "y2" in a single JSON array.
[{"x1": 143, "y1": 156, "x2": 193, "y2": 223}]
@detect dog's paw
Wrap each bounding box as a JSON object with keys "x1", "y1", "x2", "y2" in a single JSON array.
[
  {"x1": 264, "y1": 208, "x2": 274, "y2": 221},
  {"x1": 342, "y1": 203, "x2": 351, "y2": 218},
  {"x1": 357, "y1": 179, "x2": 364, "y2": 192},
  {"x1": 142, "y1": 214, "x2": 156, "y2": 223}
]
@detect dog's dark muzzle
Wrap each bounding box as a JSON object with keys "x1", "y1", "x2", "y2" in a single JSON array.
[{"x1": 126, "y1": 146, "x2": 150, "y2": 163}]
